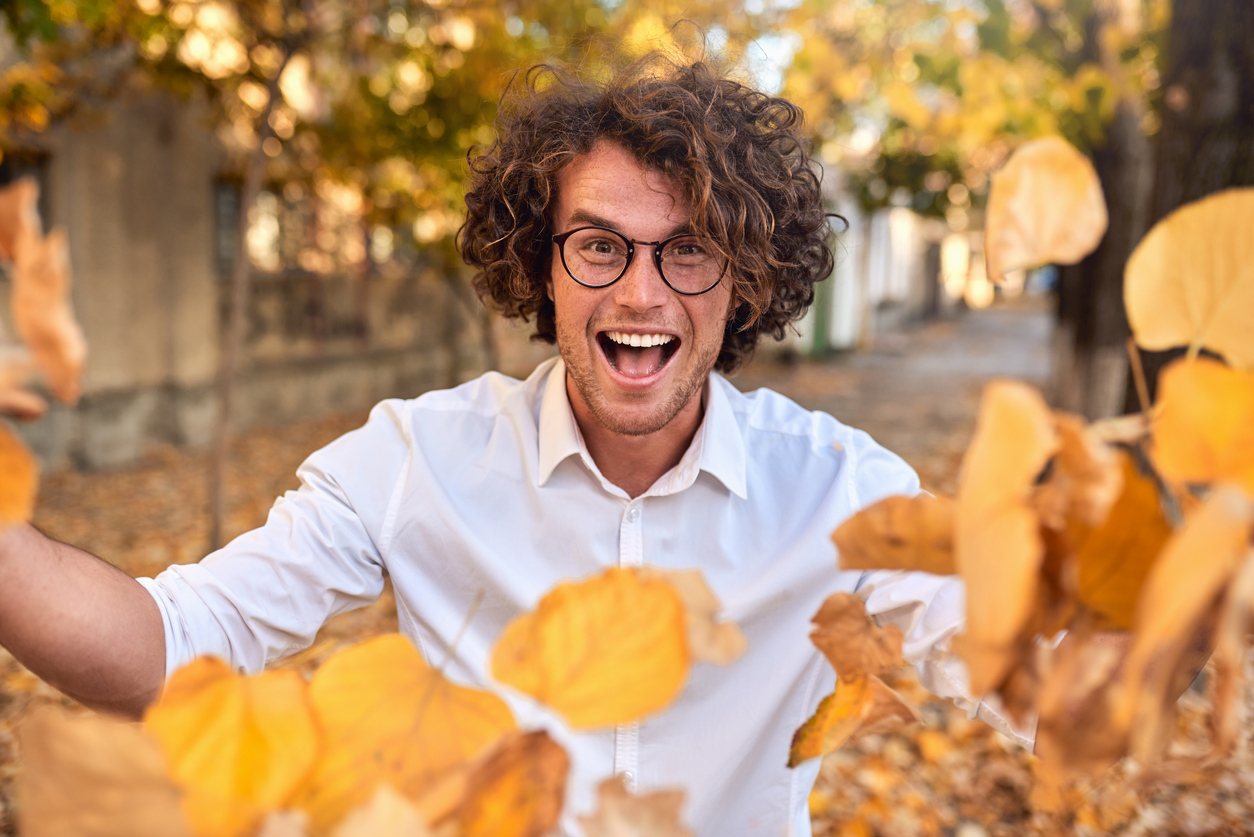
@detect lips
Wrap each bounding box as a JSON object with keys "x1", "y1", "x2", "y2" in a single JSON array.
[{"x1": 596, "y1": 330, "x2": 680, "y2": 379}]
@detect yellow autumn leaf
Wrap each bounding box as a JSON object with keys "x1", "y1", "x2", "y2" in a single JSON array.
[
  {"x1": 491, "y1": 567, "x2": 689, "y2": 730},
  {"x1": 331, "y1": 786, "x2": 431, "y2": 837},
  {"x1": 955, "y1": 381, "x2": 1057, "y2": 695},
  {"x1": 1073, "y1": 453, "x2": 1173, "y2": 630},
  {"x1": 0, "y1": 422, "x2": 37, "y2": 531},
  {"x1": 296, "y1": 633, "x2": 515, "y2": 834},
  {"x1": 884, "y1": 79, "x2": 932, "y2": 129},
  {"x1": 637, "y1": 567, "x2": 746, "y2": 666},
  {"x1": 984, "y1": 136, "x2": 1107, "y2": 282},
  {"x1": 787, "y1": 676, "x2": 918, "y2": 767},
  {"x1": 1125, "y1": 188, "x2": 1254, "y2": 368},
  {"x1": 1151, "y1": 357, "x2": 1254, "y2": 494},
  {"x1": 1033, "y1": 413, "x2": 1123, "y2": 531},
  {"x1": 578, "y1": 775, "x2": 693, "y2": 837},
  {"x1": 17, "y1": 705, "x2": 190, "y2": 837},
  {"x1": 456, "y1": 730, "x2": 570, "y2": 837},
  {"x1": 833, "y1": 494, "x2": 956, "y2": 576},
  {"x1": 144, "y1": 657, "x2": 318, "y2": 837},
  {"x1": 1118, "y1": 486, "x2": 1254, "y2": 763},
  {"x1": 809, "y1": 593, "x2": 903, "y2": 679}
]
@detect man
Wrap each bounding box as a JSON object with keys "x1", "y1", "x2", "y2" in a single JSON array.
[{"x1": 0, "y1": 61, "x2": 1003, "y2": 834}]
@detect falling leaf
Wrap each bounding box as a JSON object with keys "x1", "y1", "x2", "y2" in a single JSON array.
[
  {"x1": 0, "y1": 177, "x2": 40, "y2": 262},
  {"x1": 984, "y1": 136, "x2": 1107, "y2": 282},
  {"x1": 12, "y1": 227, "x2": 86, "y2": 404},
  {"x1": 258, "y1": 810, "x2": 312, "y2": 837},
  {"x1": 491, "y1": 567, "x2": 689, "y2": 730},
  {"x1": 331, "y1": 786, "x2": 431, "y2": 837},
  {"x1": 0, "y1": 346, "x2": 46, "y2": 419},
  {"x1": 955, "y1": 381, "x2": 1058, "y2": 695},
  {"x1": 833, "y1": 494, "x2": 956, "y2": 576},
  {"x1": 1151, "y1": 358, "x2": 1254, "y2": 494},
  {"x1": 788, "y1": 676, "x2": 919, "y2": 767},
  {"x1": 638, "y1": 567, "x2": 746, "y2": 665},
  {"x1": 1072, "y1": 453, "x2": 1173, "y2": 630},
  {"x1": 809, "y1": 593, "x2": 904, "y2": 678},
  {"x1": 1124, "y1": 188, "x2": 1254, "y2": 367},
  {"x1": 1208, "y1": 554, "x2": 1254, "y2": 759},
  {"x1": 456, "y1": 730, "x2": 570, "y2": 837},
  {"x1": 296, "y1": 633, "x2": 515, "y2": 833},
  {"x1": 1118, "y1": 486, "x2": 1254, "y2": 763},
  {"x1": 1033, "y1": 413, "x2": 1123, "y2": 531},
  {"x1": 144, "y1": 657, "x2": 319, "y2": 837},
  {"x1": 1034, "y1": 630, "x2": 1129, "y2": 797},
  {"x1": 0, "y1": 422, "x2": 38, "y2": 531},
  {"x1": 578, "y1": 775, "x2": 693, "y2": 837},
  {"x1": 17, "y1": 705, "x2": 190, "y2": 837}
]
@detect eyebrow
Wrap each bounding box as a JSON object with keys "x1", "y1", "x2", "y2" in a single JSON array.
[{"x1": 565, "y1": 209, "x2": 692, "y2": 239}]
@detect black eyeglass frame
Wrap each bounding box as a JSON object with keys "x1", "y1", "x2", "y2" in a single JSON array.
[{"x1": 550, "y1": 225, "x2": 728, "y2": 296}]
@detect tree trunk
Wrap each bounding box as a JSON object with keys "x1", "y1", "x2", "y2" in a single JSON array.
[{"x1": 1124, "y1": 0, "x2": 1254, "y2": 408}]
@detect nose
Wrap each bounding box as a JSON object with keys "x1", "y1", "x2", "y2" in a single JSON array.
[{"x1": 611, "y1": 247, "x2": 669, "y2": 312}]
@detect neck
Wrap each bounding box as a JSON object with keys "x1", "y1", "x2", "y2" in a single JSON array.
[{"x1": 570, "y1": 386, "x2": 705, "y2": 499}]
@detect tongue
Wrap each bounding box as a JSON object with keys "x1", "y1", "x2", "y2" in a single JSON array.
[{"x1": 615, "y1": 345, "x2": 666, "y2": 377}]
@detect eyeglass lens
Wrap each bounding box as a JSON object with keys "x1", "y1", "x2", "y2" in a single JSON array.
[{"x1": 557, "y1": 227, "x2": 723, "y2": 294}]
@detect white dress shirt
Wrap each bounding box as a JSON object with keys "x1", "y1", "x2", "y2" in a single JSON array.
[{"x1": 140, "y1": 357, "x2": 1017, "y2": 836}]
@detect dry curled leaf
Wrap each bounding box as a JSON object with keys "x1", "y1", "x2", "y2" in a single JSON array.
[
  {"x1": 833, "y1": 494, "x2": 956, "y2": 576},
  {"x1": 1072, "y1": 453, "x2": 1172, "y2": 631},
  {"x1": 984, "y1": 136, "x2": 1107, "y2": 282},
  {"x1": 12, "y1": 227, "x2": 86, "y2": 404},
  {"x1": 331, "y1": 786, "x2": 430, "y2": 837},
  {"x1": 787, "y1": 675, "x2": 919, "y2": 767},
  {"x1": 955, "y1": 381, "x2": 1058, "y2": 695},
  {"x1": 17, "y1": 705, "x2": 190, "y2": 837},
  {"x1": 296, "y1": 633, "x2": 515, "y2": 833},
  {"x1": 1033, "y1": 413, "x2": 1123, "y2": 531},
  {"x1": 1118, "y1": 486, "x2": 1254, "y2": 763},
  {"x1": 1125, "y1": 188, "x2": 1254, "y2": 367},
  {"x1": 144, "y1": 657, "x2": 318, "y2": 837},
  {"x1": 637, "y1": 567, "x2": 746, "y2": 666},
  {"x1": 456, "y1": 730, "x2": 570, "y2": 837},
  {"x1": 579, "y1": 775, "x2": 693, "y2": 837},
  {"x1": 809, "y1": 593, "x2": 903, "y2": 679},
  {"x1": 491, "y1": 567, "x2": 689, "y2": 730},
  {"x1": 0, "y1": 422, "x2": 38, "y2": 531},
  {"x1": 0, "y1": 177, "x2": 40, "y2": 262},
  {"x1": 1151, "y1": 357, "x2": 1254, "y2": 494}
]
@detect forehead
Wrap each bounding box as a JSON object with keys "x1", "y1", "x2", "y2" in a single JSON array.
[{"x1": 553, "y1": 140, "x2": 690, "y2": 235}]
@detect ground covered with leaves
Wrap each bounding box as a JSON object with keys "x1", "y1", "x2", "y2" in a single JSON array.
[{"x1": 3, "y1": 299, "x2": 1252, "y2": 835}]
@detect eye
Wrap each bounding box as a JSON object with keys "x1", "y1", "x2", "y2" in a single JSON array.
[{"x1": 665, "y1": 236, "x2": 713, "y2": 261}]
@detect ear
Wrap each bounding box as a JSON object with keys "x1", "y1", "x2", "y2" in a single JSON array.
[{"x1": 545, "y1": 276, "x2": 555, "y2": 302}]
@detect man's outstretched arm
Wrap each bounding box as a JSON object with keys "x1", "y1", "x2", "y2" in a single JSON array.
[{"x1": 0, "y1": 523, "x2": 165, "y2": 719}]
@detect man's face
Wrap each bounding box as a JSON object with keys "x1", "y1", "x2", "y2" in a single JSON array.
[{"x1": 549, "y1": 140, "x2": 734, "y2": 439}]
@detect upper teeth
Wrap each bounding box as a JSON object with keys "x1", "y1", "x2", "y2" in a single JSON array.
[{"x1": 606, "y1": 332, "x2": 675, "y2": 348}]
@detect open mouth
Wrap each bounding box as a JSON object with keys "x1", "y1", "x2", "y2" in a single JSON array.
[{"x1": 597, "y1": 330, "x2": 681, "y2": 379}]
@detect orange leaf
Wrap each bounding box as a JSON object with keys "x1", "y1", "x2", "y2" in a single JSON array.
[
  {"x1": 0, "y1": 422, "x2": 38, "y2": 531},
  {"x1": 456, "y1": 730, "x2": 570, "y2": 837},
  {"x1": 144, "y1": 657, "x2": 318, "y2": 837},
  {"x1": 0, "y1": 177, "x2": 40, "y2": 262},
  {"x1": 955, "y1": 381, "x2": 1057, "y2": 694},
  {"x1": 833, "y1": 494, "x2": 956, "y2": 576},
  {"x1": 17, "y1": 705, "x2": 190, "y2": 837},
  {"x1": 984, "y1": 136, "x2": 1107, "y2": 282},
  {"x1": 1118, "y1": 486, "x2": 1254, "y2": 762},
  {"x1": 12, "y1": 227, "x2": 86, "y2": 404},
  {"x1": 1125, "y1": 188, "x2": 1254, "y2": 367},
  {"x1": 1210, "y1": 554, "x2": 1254, "y2": 759},
  {"x1": 578, "y1": 775, "x2": 693, "y2": 837},
  {"x1": 296, "y1": 633, "x2": 515, "y2": 833},
  {"x1": 1033, "y1": 413, "x2": 1123, "y2": 531},
  {"x1": 1152, "y1": 357, "x2": 1254, "y2": 494},
  {"x1": 1073, "y1": 453, "x2": 1172, "y2": 630},
  {"x1": 787, "y1": 676, "x2": 918, "y2": 767},
  {"x1": 809, "y1": 592, "x2": 903, "y2": 679},
  {"x1": 638, "y1": 567, "x2": 746, "y2": 665},
  {"x1": 491, "y1": 567, "x2": 689, "y2": 730}
]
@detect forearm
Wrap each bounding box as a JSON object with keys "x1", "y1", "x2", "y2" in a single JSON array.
[{"x1": 0, "y1": 523, "x2": 165, "y2": 718}]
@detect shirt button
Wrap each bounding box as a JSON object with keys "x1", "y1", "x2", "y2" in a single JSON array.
[
  {"x1": 626, "y1": 507, "x2": 639, "y2": 522},
  {"x1": 623, "y1": 770, "x2": 635, "y2": 783}
]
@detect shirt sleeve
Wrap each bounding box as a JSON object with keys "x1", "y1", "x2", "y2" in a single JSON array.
[
  {"x1": 138, "y1": 400, "x2": 411, "y2": 678},
  {"x1": 843, "y1": 427, "x2": 1035, "y2": 749}
]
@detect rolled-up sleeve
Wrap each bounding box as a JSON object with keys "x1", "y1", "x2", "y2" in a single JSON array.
[{"x1": 138, "y1": 400, "x2": 411, "y2": 678}]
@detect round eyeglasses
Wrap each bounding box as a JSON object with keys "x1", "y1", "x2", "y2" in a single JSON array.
[{"x1": 551, "y1": 225, "x2": 727, "y2": 296}]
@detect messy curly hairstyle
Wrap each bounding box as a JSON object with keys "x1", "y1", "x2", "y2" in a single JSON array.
[{"x1": 459, "y1": 58, "x2": 834, "y2": 373}]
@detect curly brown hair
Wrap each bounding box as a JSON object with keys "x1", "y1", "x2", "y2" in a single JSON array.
[{"x1": 459, "y1": 58, "x2": 833, "y2": 373}]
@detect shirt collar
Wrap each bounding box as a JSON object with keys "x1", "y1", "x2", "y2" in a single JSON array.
[{"x1": 535, "y1": 358, "x2": 748, "y2": 500}]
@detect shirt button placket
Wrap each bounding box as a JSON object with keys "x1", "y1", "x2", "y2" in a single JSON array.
[{"x1": 615, "y1": 500, "x2": 643, "y2": 787}]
